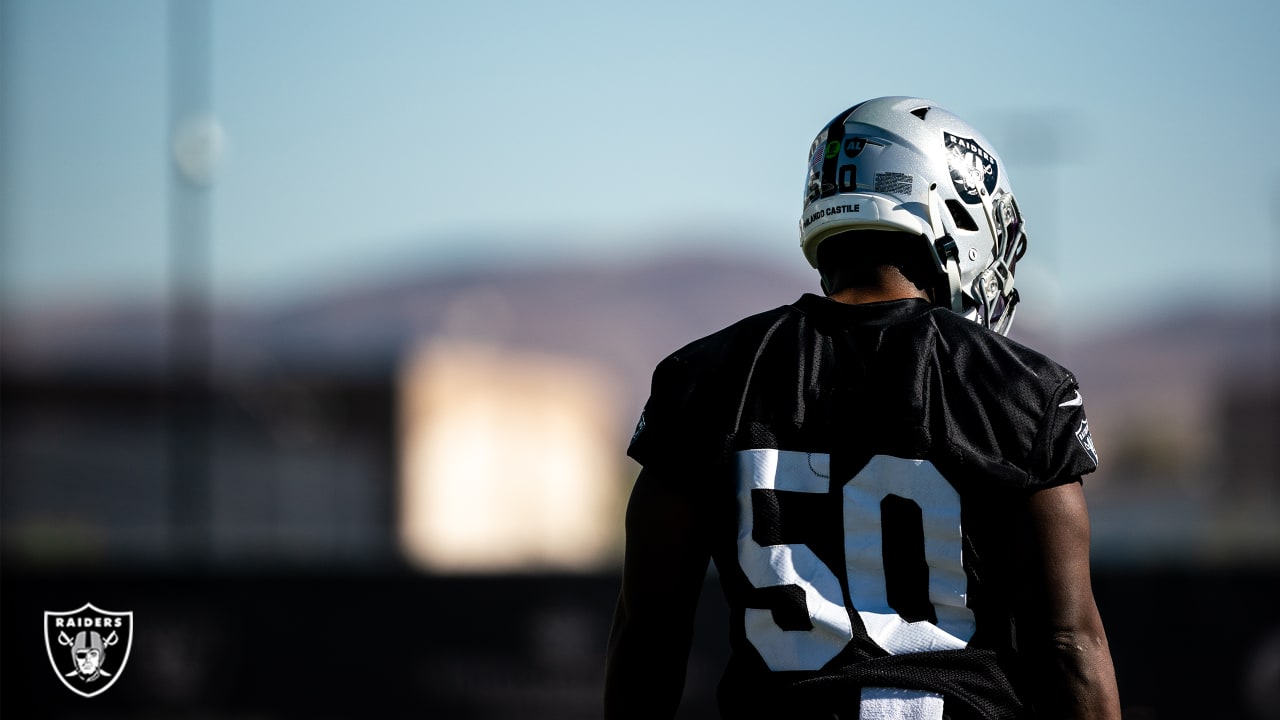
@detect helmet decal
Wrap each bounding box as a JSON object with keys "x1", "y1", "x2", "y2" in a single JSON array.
[
  {"x1": 837, "y1": 164, "x2": 856, "y2": 193},
  {"x1": 808, "y1": 140, "x2": 826, "y2": 171},
  {"x1": 843, "y1": 137, "x2": 867, "y2": 158},
  {"x1": 944, "y1": 131, "x2": 998, "y2": 204},
  {"x1": 817, "y1": 121, "x2": 846, "y2": 202},
  {"x1": 873, "y1": 171, "x2": 913, "y2": 195},
  {"x1": 798, "y1": 97, "x2": 1029, "y2": 335}
]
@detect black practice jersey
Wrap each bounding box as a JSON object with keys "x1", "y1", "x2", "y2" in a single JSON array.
[{"x1": 627, "y1": 295, "x2": 1099, "y2": 720}]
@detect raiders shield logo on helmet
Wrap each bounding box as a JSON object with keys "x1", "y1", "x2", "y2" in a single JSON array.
[
  {"x1": 44, "y1": 603, "x2": 134, "y2": 698},
  {"x1": 944, "y1": 131, "x2": 998, "y2": 204}
]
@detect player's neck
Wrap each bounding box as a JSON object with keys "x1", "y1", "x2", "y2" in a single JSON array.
[
  {"x1": 826, "y1": 267, "x2": 930, "y2": 306},
  {"x1": 828, "y1": 287, "x2": 928, "y2": 305}
]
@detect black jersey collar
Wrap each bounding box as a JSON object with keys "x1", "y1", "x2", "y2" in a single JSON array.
[{"x1": 792, "y1": 293, "x2": 937, "y2": 328}]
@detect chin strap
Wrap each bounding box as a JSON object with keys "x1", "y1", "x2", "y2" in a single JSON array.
[{"x1": 927, "y1": 183, "x2": 965, "y2": 314}]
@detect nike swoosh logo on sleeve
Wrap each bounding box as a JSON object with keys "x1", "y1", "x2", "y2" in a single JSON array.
[{"x1": 1058, "y1": 390, "x2": 1083, "y2": 408}]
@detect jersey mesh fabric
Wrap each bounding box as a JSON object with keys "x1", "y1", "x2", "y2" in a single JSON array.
[{"x1": 628, "y1": 295, "x2": 1099, "y2": 720}]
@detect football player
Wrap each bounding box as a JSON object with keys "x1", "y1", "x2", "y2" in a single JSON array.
[{"x1": 606, "y1": 97, "x2": 1120, "y2": 719}]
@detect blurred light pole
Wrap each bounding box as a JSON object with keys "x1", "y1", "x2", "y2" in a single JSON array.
[
  {"x1": 1272, "y1": 176, "x2": 1279, "y2": 312},
  {"x1": 168, "y1": 0, "x2": 220, "y2": 558}
]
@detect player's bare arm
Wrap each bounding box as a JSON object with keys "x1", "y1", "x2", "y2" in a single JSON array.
[
  {"x1": 1022, "y1": 480, "x2": 1122, "y2": 719},
  {"x1": 605, "y1": 468, "x2": 711, "y2": 720}
]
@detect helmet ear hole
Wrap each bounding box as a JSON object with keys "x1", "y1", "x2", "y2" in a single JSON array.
[{"x1": 945, "y1": 199, "x2": 979, "y2": 232}]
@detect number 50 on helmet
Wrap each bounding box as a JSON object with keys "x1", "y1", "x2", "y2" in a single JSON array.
[{"x1": 799, "y1": 96, "x2": 1028, "y2": 335}]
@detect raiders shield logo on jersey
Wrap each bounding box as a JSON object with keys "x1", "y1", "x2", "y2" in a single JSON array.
[
  {"x1": 44, "y1": 603, "x2": 134, "y2": 698},
  {"x1": 1075, "y1": 418, "x2": 1099, "y2": 468}
]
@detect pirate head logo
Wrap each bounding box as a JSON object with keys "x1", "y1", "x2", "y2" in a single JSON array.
[
  {"x1": 45, "y1": 603, "x2": 133, "y2": 697},
  {"x1": 944, "y1": 131, "x2": 998, "y2": 204}
]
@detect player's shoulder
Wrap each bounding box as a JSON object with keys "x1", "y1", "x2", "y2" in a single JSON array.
[
  {"x1": 922, "y1": 304, "x2": 1076, "y2": 387},
  {"x1": 660, "y1": 302, "x2": 803, "y2": 374},
  {"x1": 911, "y1": 307, "x2": 1098, "y2": 484},
  {"x1": 630, "y1": 303, "x2": 803, "y2": 471}
]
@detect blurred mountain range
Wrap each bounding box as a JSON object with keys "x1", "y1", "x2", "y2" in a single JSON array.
[
  {"x1": 5, "y1": 252, "x2": 1278, "y2": 554},
  {"x1": 5, "y1": 251, "x2": 1275, "y2": 420},
  {"x1": 3, "y1": 254, "x2": 820, "y2": 414}
]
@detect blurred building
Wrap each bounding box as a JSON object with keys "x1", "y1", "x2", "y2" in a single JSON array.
[
  {"x1": 4, "y1": 257, "x2": 1280, "y2": 567},
  {"x1": 0, "y1": 255, "x2": 814, "y2": 568},
  {"x1": 3, "y1": 256, "x2": 1279, "y2": 718},
  {"x1": 398, "y1": 338, "x2": 621, "y2": 571}
]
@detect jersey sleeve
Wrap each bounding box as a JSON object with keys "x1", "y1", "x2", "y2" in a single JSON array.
[
  {"x1": 627, "y1": 353, "x2": 698, "y2": 474},
  {"x1": 1029, "y1": 376, "x2": 1100, "y2": 486}
]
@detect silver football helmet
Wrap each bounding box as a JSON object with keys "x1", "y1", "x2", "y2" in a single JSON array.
[{"x1": 799, "y1": 96, "x2": 1028, "y2": 335}]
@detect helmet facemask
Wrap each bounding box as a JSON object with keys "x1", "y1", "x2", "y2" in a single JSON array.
[
  {"x1": 799, "y1": 97, "x2": 1030, "y2": 336},
  {"x1": 968, "y1": 190, "x2": 1028, "y2": 335}
]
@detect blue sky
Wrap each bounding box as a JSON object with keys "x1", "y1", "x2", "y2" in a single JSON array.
[{"x1": 2, "y1": 0, "x2": 1277, "y2": 334}]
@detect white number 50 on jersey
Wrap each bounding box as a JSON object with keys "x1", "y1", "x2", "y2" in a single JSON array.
[{"x1": 736, "y1": 449, "x2": 976, "y2": 672}]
